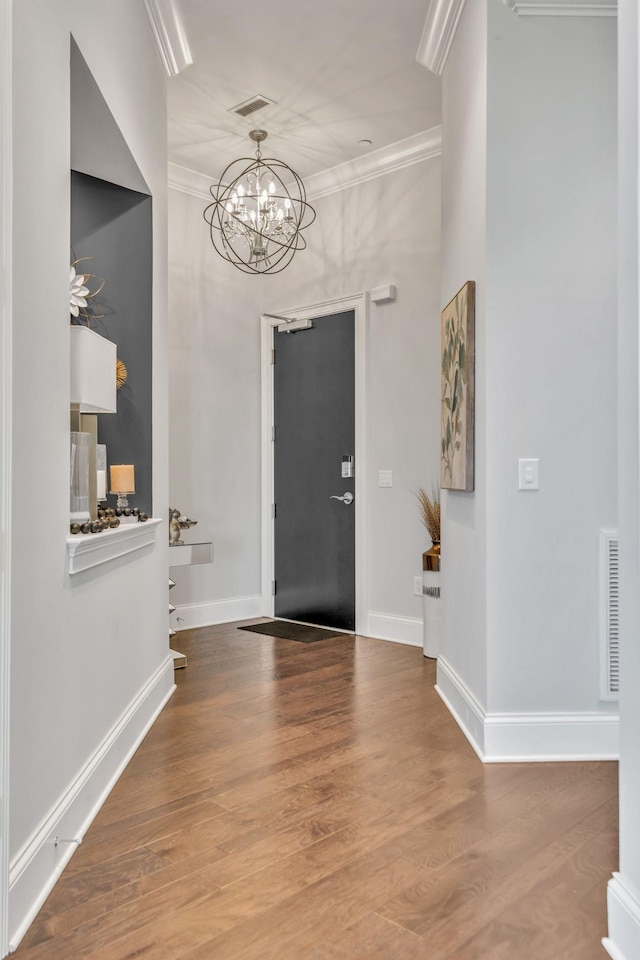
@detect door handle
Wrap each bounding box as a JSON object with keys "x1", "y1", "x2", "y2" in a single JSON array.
[{"x1": 330, "y1": 492, "x2": 354, "y2": 505}]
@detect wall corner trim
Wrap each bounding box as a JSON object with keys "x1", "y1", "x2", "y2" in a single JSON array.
[
  {"x1": 436, "y1": 656, "x2": 619, "y2": 762},
  {"x1": 416, "y1": 0, "x2": 468, "y2": 75},
  {"x1": 7, "y1": 656, "x2": 175, "y2": 951},
  {"x1": 502, "y1": 0, "x2": 617, "y2": 16},
  {"x1": 603, "y1": 875, "x2": 640, "y2": 960},
  {"x1": 142, "y1": 0, "x2": 193, "y2": 77}
]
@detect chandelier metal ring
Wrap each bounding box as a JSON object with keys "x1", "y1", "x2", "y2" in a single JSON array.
[{"x1": 203, "y1": 130, "x2": 316, "y2": 275}]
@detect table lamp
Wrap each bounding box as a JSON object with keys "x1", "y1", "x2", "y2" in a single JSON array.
[{"x1": 110, "y1": 464, "x2": 135, "y2": 510}]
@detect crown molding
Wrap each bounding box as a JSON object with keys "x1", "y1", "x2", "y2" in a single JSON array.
[
  {"x1": 503, "y1": 0, "x2": 616, "y2": 15},
  {"x1": 168, "y1": 127, "x2": 442, "y2": 204},
  {"x1": 142, "y1": 0, "x2": 193, "y2": 77},
  {"x1": 168, "y1": 161, "x2": 211, "y2": 201},
  {"x1": 416, "y1": 0, "x2": 468, "y2": 75},
  {"x1": 303, "y1": 127, "x2": 442, "y2": 201}
]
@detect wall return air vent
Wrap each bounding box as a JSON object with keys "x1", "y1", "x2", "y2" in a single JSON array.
[
  {"x1": 599, "y1": 529, "x2": 619, "y2": 701},
  {"x1": 229, "y1": 95, "x2": 276, "y2": 118}
]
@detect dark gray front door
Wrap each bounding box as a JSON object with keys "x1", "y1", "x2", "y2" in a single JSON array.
[{"x1": 273, "y1": 310, "x2": 355, "y2": 631}]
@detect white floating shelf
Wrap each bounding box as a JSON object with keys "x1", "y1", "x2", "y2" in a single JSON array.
[
  {"x1": 67, "y1": 518, "x2": 162, "y2": 574},
  {"x1": 168, "y1": 542, "x2": 213, "y2": 567}
]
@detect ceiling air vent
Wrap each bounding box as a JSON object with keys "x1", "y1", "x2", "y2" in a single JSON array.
[
  {"x1": 599, "y1": 529, "x2": 620, "y2": 701},
  {"x1": 230, "y1": 95, "x2": 276, "y2": 118}
]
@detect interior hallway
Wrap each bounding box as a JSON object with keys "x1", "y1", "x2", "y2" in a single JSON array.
[{"x1": 13, "y1": 626, "x2": 617, "y2": 960}]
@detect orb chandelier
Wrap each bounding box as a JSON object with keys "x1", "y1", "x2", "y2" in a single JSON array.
[{"x1": 203, "y1": 129, "x2": 316, "y2": 275}]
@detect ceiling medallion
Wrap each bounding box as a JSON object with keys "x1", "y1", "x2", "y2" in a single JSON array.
[{"x1": 203, "y1": 129, "x2": 316, "y2": 275}]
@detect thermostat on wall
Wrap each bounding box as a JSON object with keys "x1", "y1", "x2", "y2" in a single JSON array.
[{"x1": 371, "y1": 284, "x2": 396, "y2": 304}]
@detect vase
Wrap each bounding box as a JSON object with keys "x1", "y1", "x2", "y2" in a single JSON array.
[
  {"x1": 70, "y1": 431, "x2": 91, "y2": 522},
  {"x1": 422, "y1": 542, "x2": 441, "y2": 659}
]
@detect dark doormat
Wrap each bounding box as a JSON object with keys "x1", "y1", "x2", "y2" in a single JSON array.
[{"x1": 238, "y1": 620, "x2": 350, "y2": 643}]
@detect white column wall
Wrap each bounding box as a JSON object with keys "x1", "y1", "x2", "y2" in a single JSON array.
[
  {"x1": 437, "y1": 0, "x2": 489, "y2": 713},
  {"x1": 436, "y1": 0, "x2": 617, "y2": 759},
  {"x1": 605, "y1": 1, "x2": 640, "y2": 956},
  {"x1": 10, "y1": 0, "x2": 171, "y2": 946},
  {"x1": 485, "y1": 1, "x2": 618, "y2": 715}
]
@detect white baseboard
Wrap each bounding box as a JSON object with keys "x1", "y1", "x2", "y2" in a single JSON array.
[
  {"x1": 435, "y1": 656, "x2": 486, "y2": 758},
  {"x1": 8, "y1": 655, "x2": 175, "y2": 950},
  {"x1": 174, "y1": 595, "x2": 263, "y2": 630},
  {"x1": 604, "y1": 875, "x2": 640, "y2": 960},
  {"x1": 436, "y1": 656, "x2": 619, "y2": 762},
  {"x1": 366, "y1": 611, "x2": 423, "y2": 648}
]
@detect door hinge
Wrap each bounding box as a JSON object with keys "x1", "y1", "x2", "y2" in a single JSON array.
[
  {"x1": 271, "y1": 425, "x2": 276, "y2": 442},
  {"x1": 271, "y1": 348, "x2": 275, "y2": 365},
  {"x1": 271, "y1": 580, "x2": 277, "y2": 596},
  {"x1": 271, "y1": 503, "x2": 276, "y2": 519}
]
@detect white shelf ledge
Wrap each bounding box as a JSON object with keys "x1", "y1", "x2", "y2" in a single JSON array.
[
  {"x1": 67, "y1": 518, "x2": 162, "y2": 574},
  {"x1": 169, "y1": 541, "x2": 213, "y2": 567}
]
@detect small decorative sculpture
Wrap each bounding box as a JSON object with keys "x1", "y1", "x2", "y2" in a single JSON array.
[{"x1": 169, "y1": 508, "x2": 198, "y2": 546}]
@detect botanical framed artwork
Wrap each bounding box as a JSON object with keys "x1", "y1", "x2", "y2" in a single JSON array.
[{"x1": 440, "y1": 280, "x2": 475, "y2": 491}]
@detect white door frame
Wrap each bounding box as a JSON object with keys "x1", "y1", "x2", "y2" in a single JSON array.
[
  {"x1": 260, "y1": 293, "x2": 368, "y2": 634},
  {"x1": 0, "y1": 0, "x2": 12, "y2": 953}
]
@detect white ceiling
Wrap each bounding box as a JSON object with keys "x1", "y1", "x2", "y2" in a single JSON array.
[{"x1": 167, "y1": 0, "x2": 441, "y2": 183}]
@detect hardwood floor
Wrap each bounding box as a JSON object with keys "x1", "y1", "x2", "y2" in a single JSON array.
[{"x1": 14, "y1": 622, "x2": 618, "y2": 959}]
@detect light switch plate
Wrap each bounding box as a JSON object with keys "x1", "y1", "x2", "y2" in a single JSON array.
[
  {"x1": 379, "y1": 470, "x2": 393, "y2": 487},
  {"x1": 518, "y1": 458, "x2": 539, "y2": 491}
]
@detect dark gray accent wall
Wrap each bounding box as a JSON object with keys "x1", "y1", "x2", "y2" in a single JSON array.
[{"x1": 71, "y1": 171, "x2": 153, "y2": 516}]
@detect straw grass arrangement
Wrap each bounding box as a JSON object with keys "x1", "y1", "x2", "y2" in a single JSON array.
[{"x1": 417, "y1": 485, "x2": 440, "y2": 544}]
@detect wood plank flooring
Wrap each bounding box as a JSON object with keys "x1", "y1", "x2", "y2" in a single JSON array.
[{"x1": 14, "y1": 622, "x2": 618, "y2": 960}]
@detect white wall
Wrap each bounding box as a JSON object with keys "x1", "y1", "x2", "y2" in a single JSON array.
[
  {"x1": 438, "y1": 0, "x2": 489, "y2": 712},
  {"x1": 485, "y1": 2, "x2": 618, "y2": 715},
  {"x1": 168, "y1": 159, "x2": 442, "y2": 639},
  {"x1": 437, "y1": 0, "x2": 617, "y2": 760},
  {"x1": 605, "y1": 1, "x2": 640, "y2": 956},
  {"x1": 10, "y1": 0, "x2": 171, "y2": 946},
  {"x1": 168, "y1": 187, "x2": 263, "y2": 615}
]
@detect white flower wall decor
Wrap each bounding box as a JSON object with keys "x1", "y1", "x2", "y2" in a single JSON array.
[{"x1": 69, "y1": 256, "x2": 105, "y2": 325}]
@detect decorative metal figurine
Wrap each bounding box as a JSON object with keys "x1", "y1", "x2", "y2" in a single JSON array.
[{"x1": 169, "y1": 509, "x2": 198, "y2": 546}]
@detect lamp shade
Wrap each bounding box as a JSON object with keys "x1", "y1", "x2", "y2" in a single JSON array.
[
  {"x1": 70, "y1": 325, "x2": 117, "y2": 414},
  {"x1": 110, "y1": 464, "x2": 135, "y2": 494}
]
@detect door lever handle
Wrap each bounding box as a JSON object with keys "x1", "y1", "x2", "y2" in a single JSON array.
[{"x1": 330, "y1": 492, "x2": 354, "y2": 505}]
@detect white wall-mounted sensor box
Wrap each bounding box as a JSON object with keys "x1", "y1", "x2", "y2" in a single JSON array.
[{"x1": 371, "y1": 284, "x2": 396, "y2": 304}]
